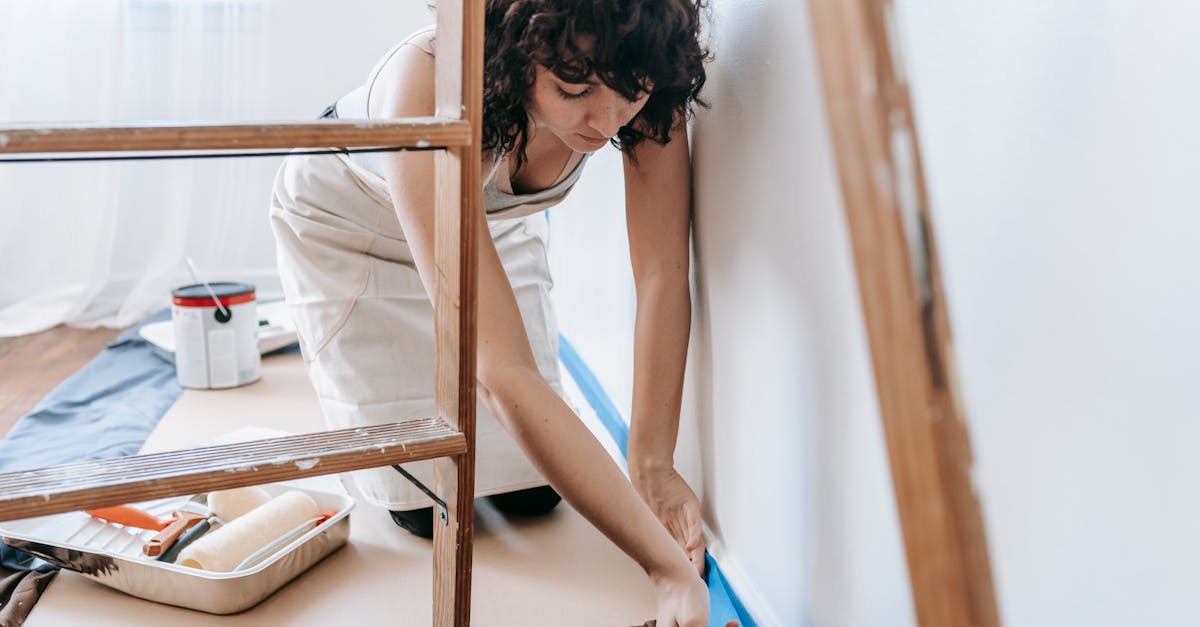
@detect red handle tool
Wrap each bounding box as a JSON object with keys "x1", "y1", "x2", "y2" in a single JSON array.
[{"x1": 85, "y1": 505, "x2": 169, "y2": 531}]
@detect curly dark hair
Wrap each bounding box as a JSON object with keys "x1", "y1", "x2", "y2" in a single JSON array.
[{"x1": 482, "y1": 0, "x2": 709, "y2": 167}]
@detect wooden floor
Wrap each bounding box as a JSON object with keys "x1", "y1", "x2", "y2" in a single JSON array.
[{"x1": 0, "y1": 326, "x2": 126, "y2": 437}]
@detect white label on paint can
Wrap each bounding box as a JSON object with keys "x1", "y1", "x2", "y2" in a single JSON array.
[
  {"x1": 207, "y1": 327, "x2": 238, "y2": 388},
  {"x1": 173, "y1": 307, "x2": 210, "y2": 388}
]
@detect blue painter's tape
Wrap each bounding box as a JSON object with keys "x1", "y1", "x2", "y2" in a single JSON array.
[
  {"x1": 557, "y1": 334, "x2": 629, "y2": 459},
  {"x1": 706, "y1": 554, "x2": 758, "y2": 627},
  {"x1": 558, "y1": 332, "x2": 756, "y2": 627}
]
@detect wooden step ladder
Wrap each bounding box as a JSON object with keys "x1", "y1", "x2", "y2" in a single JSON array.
[{"x1": 0, "y1": 2, "x2": 484, "y2": 625}]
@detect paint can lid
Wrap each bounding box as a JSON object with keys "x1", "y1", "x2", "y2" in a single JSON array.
[{"x1": 172, "y1": 282, "x2": 255, "y2": 308}]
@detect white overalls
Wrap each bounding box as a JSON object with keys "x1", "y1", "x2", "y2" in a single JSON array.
[{"x1": 269, "y1": 27, "x2": 590, "y2": 510}]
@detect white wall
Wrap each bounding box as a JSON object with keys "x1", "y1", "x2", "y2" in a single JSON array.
[
  {"x1": 554, "y1": 1, "x2": 1200, "y2": 626},
  {"x1": 685, "y1": 1, "x2": 914, "y2": 625},
  {"x1": 896, "y1": 2, "x2": 1200, "y2": 626}
]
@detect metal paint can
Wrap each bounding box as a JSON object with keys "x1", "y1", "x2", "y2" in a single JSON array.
[{"x1": 171, "y1": 282, "x2": 261, "y2": 389}]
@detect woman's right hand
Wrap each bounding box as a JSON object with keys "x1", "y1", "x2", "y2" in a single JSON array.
[
  {"x1": 651, "y1": 565, "x2": 710, "y2": 627},
  {"x1": 650, "y1": 564, "x2": 739, "y2": 627}
]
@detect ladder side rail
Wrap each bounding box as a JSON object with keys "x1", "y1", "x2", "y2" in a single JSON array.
[
  {"x1": 807, "y1": 1, "x2": 1001, "y2": 626},
  {"x1": 856, "y1": 4, "x2": 1001, "y2": 625},
  {"x1": 432, "y1": 0, "x2": 483, "y2": 625}
]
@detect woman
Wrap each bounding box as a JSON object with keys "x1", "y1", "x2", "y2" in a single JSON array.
[{"x1": 271, "y1": 1, "x2": 720, "y2": 624}]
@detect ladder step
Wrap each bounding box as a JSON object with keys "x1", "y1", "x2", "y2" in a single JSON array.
[
  {"x1": 0, "y1": 118, "x2": 471, "y2": 155},
  {"x1": 0, "y1": 419, "x2": 467, "y2": 521}
]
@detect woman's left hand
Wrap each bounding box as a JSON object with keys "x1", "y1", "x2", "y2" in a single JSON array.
[{"x1": 633, "y1": 466, "x2": 706, "y2": 577}]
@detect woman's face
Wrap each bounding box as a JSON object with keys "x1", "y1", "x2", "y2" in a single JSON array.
[{"x1": 526, "y1": 63, "x2": 651, "y2": 153}]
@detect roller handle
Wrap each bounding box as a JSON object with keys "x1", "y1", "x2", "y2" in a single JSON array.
[
  {"x1": 85, "y1": 505, "x2": 168, "y2": 531},
  {"x1": 143, "y1": 512, "x2": 206, "y2": 557},
  {"x1": 158, "y1": 517, "x2": 214, "y2": 563}
]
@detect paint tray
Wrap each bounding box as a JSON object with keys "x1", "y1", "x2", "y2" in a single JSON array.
[{"x1": 0, "y1": 483, "x2": 353, "y2": 615}]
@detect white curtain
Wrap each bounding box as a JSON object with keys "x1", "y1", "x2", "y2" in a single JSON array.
[
  {"x1": 0, "y1": 0, "x2": 434, "y2": 337},
  {"x1": 0, "y1": 0, "x2": 271, "y2": 336}
]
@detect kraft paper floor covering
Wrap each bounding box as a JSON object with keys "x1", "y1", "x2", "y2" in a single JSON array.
[{"x1": 23, "y1": 353, "x2": 656, "y2": 626}]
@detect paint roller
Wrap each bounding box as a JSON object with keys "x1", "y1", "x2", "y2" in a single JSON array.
[
  {"x1": 207, "y1": 485, "x2": 273, "y2": 521},
  {"x1": 176, "y1": 489, "x2": 320, "y2": 572},
  {"x1": 157, "y1": 486, "x2": 274, "y2": 563}
]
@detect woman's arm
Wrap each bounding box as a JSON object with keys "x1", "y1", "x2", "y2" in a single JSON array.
[
  {"x1": 623, "y1": 125, "x2": 706, "y2": 575},
  {"x1": 370, "y1": 45, "x2": 709, "y2": 624}
]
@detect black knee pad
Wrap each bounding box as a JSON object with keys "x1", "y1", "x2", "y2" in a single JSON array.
[
  {"x1": 487, "y1": 485, "x2": 562, "y2": 517},
  {"x1": 389, "y1": 507, "x2": 434, "y2": 539}
]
